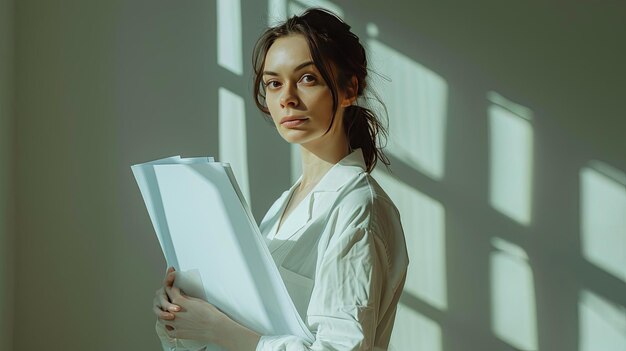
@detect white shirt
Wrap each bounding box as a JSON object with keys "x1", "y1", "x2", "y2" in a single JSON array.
[{"x1": 255, "y1": 148, "x2": 409, "y2": 351}]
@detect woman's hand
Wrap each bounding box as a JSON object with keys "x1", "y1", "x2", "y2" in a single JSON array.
[
  {"x1": 163, "y1": 285, "x2": 229, "y2": 344},
  {"x1": 154, "y1": 267, "x2": 261, "y2": 350},
  {"x1": 153, "y1": 266, "x2": 181, "y2": 328}
]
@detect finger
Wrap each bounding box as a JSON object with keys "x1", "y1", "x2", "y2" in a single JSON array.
[
  {"x1": 167, "y1": 285, "x2": 185, "y2": 304},
  {"x1": 158, "y1": 287, "x2": 181, "y2": 312},
  {"x1": 164, "y1": 286, "x2": 175, "y2": 305},
  {"x1": 162, "y1": 299, "x2": 181, "y2": 312},
  {"x1": 169, "y1": 285, "x2": 182, "y2": 297},
  {"x1": 155, "y1": 289, "x2": 181, "y2": 317},
  {"x1": 166, "y1": 327, "x2": 176, "y2": 339},
  {"x1": 163, "y1": 271, "x2": 176, "y2": 287},
  {"x1": 153, "y1": 305, "x2": 176, "y2": 320},
  {"x1": 164, "y1": 321, "x2": 177, "y2": 338},
  {"x1": 154, "y1": 292, "x2": 170, "y2": 312},
  {"x1": 162, "y1": 269, "x2": 175, "y2": 283}
]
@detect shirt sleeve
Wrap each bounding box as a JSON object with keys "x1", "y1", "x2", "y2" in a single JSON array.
[{"x1": 256, "y1": 225, "x2": 387, "y2": 351}]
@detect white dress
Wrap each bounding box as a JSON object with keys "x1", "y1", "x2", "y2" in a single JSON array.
[{"x1": 255, "y1": 148, "x2": 409, "y2": 351}]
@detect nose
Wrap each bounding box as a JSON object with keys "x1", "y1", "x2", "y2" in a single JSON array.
[{"x1": 279, "y1": 83, "x2": 298, "y2": 108}]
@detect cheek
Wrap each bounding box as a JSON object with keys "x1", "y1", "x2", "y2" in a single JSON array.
[
  {"x1": 265, "y1": 94, "x2": 280, "y2": 121},
  {"x1": 310, "y1": 92, "x2": 335, "y2": 118},
  {"x1": 314, "y1": 88, "x2": 334, "y2": 105}
]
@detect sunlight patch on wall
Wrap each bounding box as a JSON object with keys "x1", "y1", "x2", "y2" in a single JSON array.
[
  {"x1": 268, "y1": 0, "x2": 288, "y2": 26},
  {"x1": 290, "y1": 144, "x2": 301, "y2": 184},
  {"x1": 580, "y1": 161, "x2": 626, "y2": 282},
  {"x1": 487, "y1": 92, "x2": 534, "y2": 226},
  {"x1": 374, "y1": 169, "x2": 448, "y2": 310},
  {"x1": 219, "y1": 87, "x2": 250, "y2": 204},
  {"x1": 490, "y1": 237, "x2": 538, "y2": 350},
  {"x1": 367, "y1": 30, "x2": 448, "y2": 181},
  {"x1": 579, "y1": 290, "x2": 626, "y2": 351},
  {"x1": 269, "y1": 0, "x2": 343, "y2": 26},
  {"x1": 217, "y1": 0, "x2": 243, "y2": 75},
  {"x1": 389, "y1": 303, "x2": 442, "y2": 351}
]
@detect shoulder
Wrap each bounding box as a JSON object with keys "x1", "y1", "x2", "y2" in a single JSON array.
[
  {"x1": 325, "y1": 172, "x2": 408, "y2": 270},
  {"x1": 332, "y1": 172, "x2": 402, "y2": 236}
]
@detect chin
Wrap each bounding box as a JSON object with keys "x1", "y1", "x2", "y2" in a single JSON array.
[
  {"x1": 279, "y1": 129, "x2": 313, "y2": 144},
  {"x1": 282, "y1": 135, "x2": 308, "y2": 145}
]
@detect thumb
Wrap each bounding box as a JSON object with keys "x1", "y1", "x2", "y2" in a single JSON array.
[{"x1": 169, "y1": 285, "x2": 186, "y2": 300}]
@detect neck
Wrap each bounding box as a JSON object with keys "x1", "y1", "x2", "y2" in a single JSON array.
[{"x1": 298, "y1": 137, "x2": 350, "y2": 190}]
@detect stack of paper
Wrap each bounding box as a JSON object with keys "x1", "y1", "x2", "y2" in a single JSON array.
[{"x1": 131, "y1": 156, "x2": 313, "y2": 350}]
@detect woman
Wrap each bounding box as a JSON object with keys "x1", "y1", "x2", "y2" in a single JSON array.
[{"x1": 153, "y1": 8, "x2": 408, "y2": 351}]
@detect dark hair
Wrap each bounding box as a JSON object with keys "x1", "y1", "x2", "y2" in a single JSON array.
[{"x1": 252, "y1": 8, "x2": 390, "y2": 173}]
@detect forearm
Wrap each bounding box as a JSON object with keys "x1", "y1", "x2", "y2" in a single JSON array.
[{"x1": 215, "y1": 316, "x2": 261, "y2": 351}]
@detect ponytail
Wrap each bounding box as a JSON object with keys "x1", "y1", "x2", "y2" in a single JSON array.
[{"x1": 343, "y1": 105, "x2": 390, "y2": 173}]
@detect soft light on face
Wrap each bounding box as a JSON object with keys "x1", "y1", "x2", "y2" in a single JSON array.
[{"x1": 262, "y1": 34, "x2": 346, "y2": 146}]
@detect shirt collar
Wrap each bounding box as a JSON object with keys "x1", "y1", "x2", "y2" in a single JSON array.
[{"x1": 292, "y1": 148, "x2": 367, "y2": 194}]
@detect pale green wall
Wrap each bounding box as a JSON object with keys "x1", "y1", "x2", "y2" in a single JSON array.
[
  {"x1": 0, "y1": 0, "x2": 15, "y2": 350},
  {"x1": 14, "y1": 1, "x2": 163, "y2": 349}
]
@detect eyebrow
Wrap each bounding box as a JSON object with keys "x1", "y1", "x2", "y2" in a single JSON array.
[{"x1": 263, "y1": 61, "x2": 315, "y2": 76}]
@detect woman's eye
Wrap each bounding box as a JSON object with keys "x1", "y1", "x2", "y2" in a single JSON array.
[
  {"x1": 300, "y1": 74, "x2": 317, "y2": 84},
  {"x1": 264, "y1": 81, "x2": 280, "y2": 89}
]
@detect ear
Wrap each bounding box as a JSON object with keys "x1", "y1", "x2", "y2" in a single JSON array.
[{"x1": 340, "y1": 76, "x2": 359, "y2": 107}]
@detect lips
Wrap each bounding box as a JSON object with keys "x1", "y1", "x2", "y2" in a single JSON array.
[
  {"x1": 280, "y1": 116, "x2": 307, "y2": 124},
  {"x1": 280, "y1": 116, "x2": 308, "y2": 128}
]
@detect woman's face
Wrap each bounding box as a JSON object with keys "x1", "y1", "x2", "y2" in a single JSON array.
[{"x1": 262, "y1": 34, "x2": 347, "y2": 146}]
